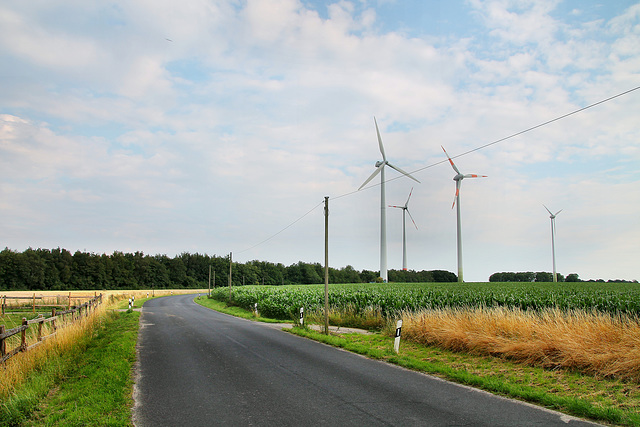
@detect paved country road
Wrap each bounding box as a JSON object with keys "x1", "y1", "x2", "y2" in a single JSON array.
[{"x1": 133, "y1": 294, "x2": 600, "y2": 427}]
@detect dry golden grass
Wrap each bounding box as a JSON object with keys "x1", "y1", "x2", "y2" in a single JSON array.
[
  {"x1": 399, "y1": 306, "x2": 640, "y2": 382},
  {"x1": 0, "y1": 304, "x2": 106, "y2": 399}
]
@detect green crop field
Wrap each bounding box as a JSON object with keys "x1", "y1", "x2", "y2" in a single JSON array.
[{"x1": 210, "y1": 282, "x2": 640, "y2": 321}]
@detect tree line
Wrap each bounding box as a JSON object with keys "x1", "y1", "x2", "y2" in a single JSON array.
[
  {"x1": 0, "y1": 247, "x2": 457, "y2": 291},
  {"x1": 489, "y1": 271, "x2": 637, "y2": 283}
]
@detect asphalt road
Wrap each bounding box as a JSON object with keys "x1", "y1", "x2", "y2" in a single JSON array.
[{"x1": 133, "y1": 294, "x2": 600, "y2": 426}]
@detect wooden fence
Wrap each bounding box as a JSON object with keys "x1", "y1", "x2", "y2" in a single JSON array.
[
  {"x1": 1, "y1": 292, "x2": 102, "y2": 315},
  {"x1": 0, "y1": 294, "x2": 102, "y2": 364}
]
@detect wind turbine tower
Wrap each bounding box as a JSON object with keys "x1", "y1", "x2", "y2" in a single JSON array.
[
  {"x1": 441, "y1": 146, "x2": 487, "y2": 283},
  {"x1": 359, "y1": 118, "x2": 420, "y2": 282},
  {"x1": 390, "y1": 188, "x2": 418, "y2": 271},
  {"x1": 544, "y1": 205, "x2": 562, "y2": 282}
]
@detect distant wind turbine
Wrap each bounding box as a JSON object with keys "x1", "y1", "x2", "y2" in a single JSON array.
[
  {"x1": 359, "y1": 118, "x2": 420, "y2": 282},
  {"x1": 543, "y1": 205, "x2": 562, "y2": 282},
  {"x1": 441, "y1": 146, "x2": 487, "y2": 283},
  {"x1": 390, "y1": 188, "x2": 418, "y2": 271}
]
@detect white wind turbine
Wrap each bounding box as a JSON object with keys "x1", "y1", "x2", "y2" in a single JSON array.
[
  {"x1": 544, "y1": 205, "x2": 562, "y2": 282},
  {"x1": 441, "y1": 146, "x2": 487, "y2": 283},
  {"x1": 359, "y1": 117, "x2": 420, "y2": 282},
  {"x1": 390, "y1": 188, "x2": 418, "y2": 271}
]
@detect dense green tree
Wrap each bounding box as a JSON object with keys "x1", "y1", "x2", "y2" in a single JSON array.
[
  {"x1": 360, "y1": 270, "x2": 379, "y2": 283},
  {"x1": 490, "y1": 272, "x2": 535, "y2": 282},
  {"x1": 0, "y1": 248, "x2": 23, "y2": 289},
  {"x1": 535, "y1": 272, "x2": 553, "y2": 282},
  {"x1": 179, "y1": 252, "x2": 209, "y2": 286},
  {"x1": 109, "y1": 251, "x2": 137, "y2": 289},
  {"x1": 149, "y1": 255, "x2": 171, "y2": 288},
  {"x1": 430, "y1": 270, "x2": 457, "y2": 282},
  {"x1": 336, "y1": 265, "x2": 361, "y2": 283}
]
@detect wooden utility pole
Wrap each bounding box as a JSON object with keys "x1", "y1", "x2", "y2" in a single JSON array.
[
  {"x1": 324, "y1": 196, "x2": 329, "y2": 335},
  {"x1": 228, "y1": 252, "x2": 233, "y2": 301},
  {"x1": 208, "y1": 264, "x2": 211, "y2": 297}
]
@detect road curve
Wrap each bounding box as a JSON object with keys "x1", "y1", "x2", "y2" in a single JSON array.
[{"x1": 133, "y1": 294, "x2": 599, "y2": 426}]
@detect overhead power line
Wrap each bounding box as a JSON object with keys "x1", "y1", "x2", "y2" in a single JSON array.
[
  {"x1": 236, "y1": 85, "x2": 640, "y2": 254},
  {"x1": 234, "y1": 200, "x2": 324, "y2": 255},
  {"x1": 415, "y1": 84, "x2": 640, "y2": 174},
  {"x1": 375, "y1": 84, "x2": 640, "y2": 187}
]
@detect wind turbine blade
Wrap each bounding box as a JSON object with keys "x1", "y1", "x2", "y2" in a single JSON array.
[
  {"x1": 463, "y1": 174, "x2": 487, "y2": 179},
  {"x1": 441, "y1": 146, "x2": 460, "y2": 174},
  {"x1": 452, "y1": 180, "x2": 461, "y2": 209},
  {"x1": 388, "y1": 205, "x2": 403, "y2": 209},
  {"x1": 407, "y1": 209, "x2": 418, "y2": 230},
  {"x1": 555, "y1": 209, "x2": 563, "y2": 216},
  {"x1": 374, "y1": 117, "x2": 386, "y2": 161},
  {"x1": 405, "y1": 187, "x2": 413, "y2": 207},
  {"x1": 358, "y1": 163, "x2": 384, "y2": 190},
  {"x1": 387, "y1": 162, "x2": 420, "y2": 183}
]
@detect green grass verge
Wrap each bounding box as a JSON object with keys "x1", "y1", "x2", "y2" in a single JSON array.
[
  {"x1": 0, "y1": 311, "x2": 140, "y2": 426},
  {"x1": 110, "y1": 296, "x2": 154, "y2": 311},
  {"x1": 195, "y1": 295, "x2": 292, "y2": 324},
  {"x1": 196, "y1": 297, "x2": 640, "y2": 427}
]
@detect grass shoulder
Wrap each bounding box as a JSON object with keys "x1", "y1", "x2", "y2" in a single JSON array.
[
  {"x1": 198, "y1": 296, "x2": 640, "y2": 427},
  {"x1": 1, "y1": 310, "x2": 140, "y2": 426},
  {"x1": 195, "y1": 295, "x2": 292, "y2": 324}
]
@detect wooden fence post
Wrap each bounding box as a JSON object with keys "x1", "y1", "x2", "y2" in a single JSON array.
[
  {"x1": 0, "y1": 325, "x2": 5, "y2": 357},
  {"x1": 21, "y1": 318, "x2": 27, "y2": 351},
  {"x1": 1, "y1": 295, "x2": 5, "y2": 315},
  {"x1": 32, "y1": 293, "x2": 36, "y2": 313},
  {"x1": 52, "y1": 308, "x2": 57, "y2": 332},
  {"x1": 37, "y1": 314, "x2": 43, "y2": 341},
  {"x1": 68, "y1": 292, "x2": 71, "y2": 310}
]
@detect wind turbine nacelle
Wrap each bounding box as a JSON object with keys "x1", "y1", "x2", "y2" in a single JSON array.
[
  {"x1": 454, "y1": 174, "x2": 464, "y2": 181},
  {"x1": 375, "y1": 160, "x2": 384, "y2": 167}
]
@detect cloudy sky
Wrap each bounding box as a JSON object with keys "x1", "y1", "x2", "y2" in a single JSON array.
[{"x1": 1, "y1": 0, "x2": 639, "y2": 282}]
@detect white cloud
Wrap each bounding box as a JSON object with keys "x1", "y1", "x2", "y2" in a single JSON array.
[
  {"x1": 468, "y1": 0, "x2": 561, "y2": 45},
  {"x1": 0, "y1": 6, "x2": 100, "y2": 70}
]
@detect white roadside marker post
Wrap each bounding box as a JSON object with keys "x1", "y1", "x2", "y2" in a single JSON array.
[
  {"x1": 254, "y1": 303, "x2": 258, "y2": 317},
  {"x1": 299, "y1": 307, "x2": 304, "y2": 327},
  {"x1": 394, "y1": 319, "x2": 402, "y2": 353}
]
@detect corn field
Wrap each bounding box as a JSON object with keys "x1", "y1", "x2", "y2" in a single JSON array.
[{"x1": 210, "y1": 282, "x2": 640, "y2": 321}]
